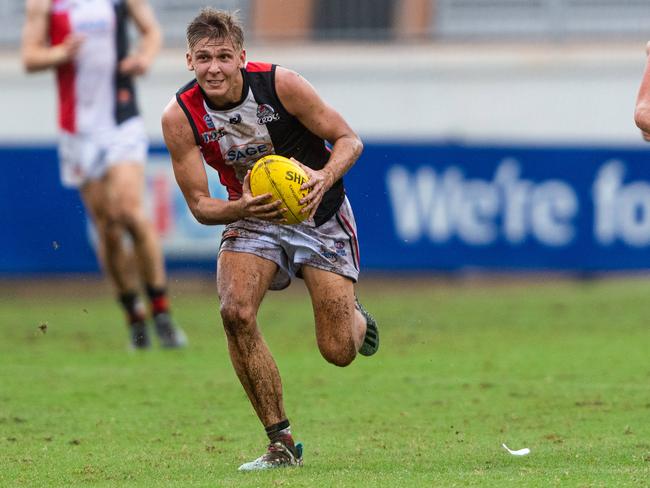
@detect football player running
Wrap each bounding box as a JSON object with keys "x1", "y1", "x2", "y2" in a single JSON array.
[
  {"x1": 161, "y1": 8, "x2": 379, "y2": 471},
  {"x1": 21, "y1": 0, "x2": 186, "y2": 349}
]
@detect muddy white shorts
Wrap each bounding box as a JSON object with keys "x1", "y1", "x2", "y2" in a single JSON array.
[
  {"x1": 58, "y1": 116, "x2": 148, "y2": 188},
  {"x1": 219, "y1": 196, "x2": 361, "y2": 290}
]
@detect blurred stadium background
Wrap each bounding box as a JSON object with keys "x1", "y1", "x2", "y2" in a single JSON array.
[
  {"x1": 3, "y1": 2, "x2": 650, "y2": 485},
  {"x1": 0, "y1": 0, "x2": 650, "y2": 488},
  {"x1": 2, "y1": 0, "x2": 650, "y2": 274}
]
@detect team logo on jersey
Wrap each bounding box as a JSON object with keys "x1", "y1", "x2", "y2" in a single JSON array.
[
  {"x1": 334, "y1": 241, "x2": 347, "y2": 257},
  {"x1": 201, "y1": 128, "x2": 226, "y2": 144},
  {"x1": 226, "y1": 143, "x2": 270, "y2": 161},
  {"x1": 229, "y1": 114, "x2": 242, "y2": 125},
  {"x1": 256, "y1": 104, "x2": 280, "y2": 124},
  {"x1": 77, "y1": 19, "x2": 112, "y2": 34},
  {"x1": 203, "y1": 114, "x2": 215, "y2": 129}
]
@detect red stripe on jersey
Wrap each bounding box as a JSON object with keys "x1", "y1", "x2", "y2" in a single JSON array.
[
  {"x1": 203, "y1": 143, "x2": 242, "y2": 200},
  {"x1": 178, "y1": 83, "x2": 242, "y2": 200},
  {"x1": 50, "y1": 12, "x2": 75, "y2": 133},
  {"x1": 246, "y1": 62, "x2": 272, "y2": 73}
]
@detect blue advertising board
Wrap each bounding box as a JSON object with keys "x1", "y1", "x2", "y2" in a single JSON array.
[
  {"x1": 2, "y1": 142, "x2": 650, "y2": 274},
  {"x1": 348, "y1": 143, "x2": 650, "y2": 271}
]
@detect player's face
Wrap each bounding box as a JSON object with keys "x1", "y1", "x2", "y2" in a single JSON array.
[{"x1": 187, "y1": 37, "x2": 246, "y2": 106}]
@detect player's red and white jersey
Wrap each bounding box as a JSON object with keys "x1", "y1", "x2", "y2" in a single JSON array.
[
  {"x1": 176, "y1": 62, "x2": 345, "y2": 226},
  {"x1": 50, "y1": 0, "x2": 138, "y2": 134}
]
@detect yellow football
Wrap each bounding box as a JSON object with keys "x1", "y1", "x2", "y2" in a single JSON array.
[{"x1": 249, "y1": 155, "x2": 311, "y2": 224}]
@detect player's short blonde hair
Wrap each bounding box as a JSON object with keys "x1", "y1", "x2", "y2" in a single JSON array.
[{"x1": 186, "y1": 8, "x2": 244, "y2": 51}]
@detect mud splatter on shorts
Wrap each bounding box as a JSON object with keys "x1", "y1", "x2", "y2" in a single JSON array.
[{"x1": 219, "y1": 197, "x2": 360, "y2": 290}]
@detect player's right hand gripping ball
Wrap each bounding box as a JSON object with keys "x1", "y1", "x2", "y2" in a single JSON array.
[{"x1": 250, "y1": 155, "x2": 311, "y2": 224}]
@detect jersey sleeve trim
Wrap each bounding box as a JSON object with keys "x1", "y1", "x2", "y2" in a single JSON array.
[
  {"x1": 246, "y1": 61, "x2": 273, "y2": 72},
  {"x1": 175, "y1": 81, "x2": 201, "y2": 146}
]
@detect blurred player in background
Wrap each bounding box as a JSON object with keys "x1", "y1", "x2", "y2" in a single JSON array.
[
  {"x1": 21, "y1": 0, "x2": 186, "y2": 349},
  {"x1": 161, "y1": 8, "x2": 379, "y2": 471},
  {"x1": 635, "y1": 41, "x2": 650, "y2": 140}
]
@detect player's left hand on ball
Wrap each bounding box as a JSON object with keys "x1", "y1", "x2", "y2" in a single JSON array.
[{"x1": 292, "y1": 158, "x2": 335, "y2": 219}]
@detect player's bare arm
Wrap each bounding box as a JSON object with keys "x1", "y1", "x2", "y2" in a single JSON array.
[
  {"x1": 634, "y1": 41, "x2": 650, "y2": 141},
  {"x1": 275, "y1": 67, "x2": 363, "y2": 217},
  {"x1": 161, "y1": 99, "x2": 285, "y2": 225},
  {"x1": 122, "y1": 0, "x2": 162, "y2": 76},
  {"x1": 21, "y1": 0, "x2": 84, "y2": 72}
]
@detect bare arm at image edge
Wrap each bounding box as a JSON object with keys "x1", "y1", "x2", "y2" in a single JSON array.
[{"x1": 634, "y1": 41, "x2": 650, "y2": 141}]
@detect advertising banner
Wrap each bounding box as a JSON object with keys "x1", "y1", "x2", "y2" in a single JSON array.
[
  {"x1": 2, "y1": 142, "x2": 650, "y2": 273},
  {"x1": 350, "y1": 143, "x2": 650, "y2": 271}
]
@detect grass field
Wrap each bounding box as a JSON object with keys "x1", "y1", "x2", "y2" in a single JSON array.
[{"x1": 1, "y1": 275, "x2": 649, "y2": 487}]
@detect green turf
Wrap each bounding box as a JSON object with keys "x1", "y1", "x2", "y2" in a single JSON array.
[{"x1": 1, "y1": 276, "x2": 649, "y2": 486}]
